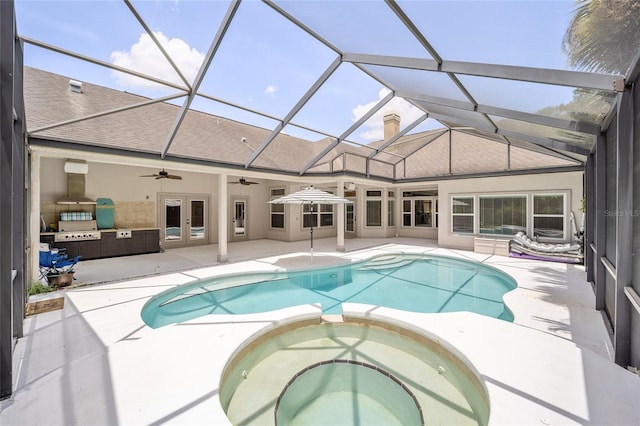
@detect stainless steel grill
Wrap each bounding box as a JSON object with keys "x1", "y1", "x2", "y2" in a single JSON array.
[{"x1": 54, "y1": 230, "x2": 101, "y2": 242}]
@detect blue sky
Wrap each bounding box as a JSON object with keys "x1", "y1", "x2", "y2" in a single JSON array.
[{"x1": 15, "y1": 0, "x2": 579, "y2": 143}]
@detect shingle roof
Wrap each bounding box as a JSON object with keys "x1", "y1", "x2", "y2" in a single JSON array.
[
  {"x1": 24, "y1": 66, "x2": 581, "y2": 179},
  {"x1": 25, "y1": 67, "x2": 334, "y2": 169}
]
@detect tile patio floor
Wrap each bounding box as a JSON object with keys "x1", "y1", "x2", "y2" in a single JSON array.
[{"x1": 2, "y1": 237, "x2": 639, "y2": 425}]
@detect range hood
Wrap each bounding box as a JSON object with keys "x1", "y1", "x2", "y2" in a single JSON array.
[{"x1": 56, "y1": 161, "x2": 96, "y2": 205}]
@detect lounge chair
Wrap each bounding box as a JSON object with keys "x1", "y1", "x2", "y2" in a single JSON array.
[{"x1": 509, "y1": 232, "x2": 583, "y2": 264}]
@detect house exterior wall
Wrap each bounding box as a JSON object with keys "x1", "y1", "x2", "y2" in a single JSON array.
[
  {"x1": 39, "y1": 158, "x2": 220, "y2": 241},
  {"x1": 227, "y1": 177, "x2": 269, "y2": 241},
  {"x1": 37, "y1": 156, "x2": 583, "y2": 252},
  {"x1": 357, "y1": 186, "x2": 424, "y2": 239},
  {"x1": 437, "y1": 171, "x2": 584, "y2": 251},
  {"x1": 265, "y1": 183, "x2": 343, "y2": 243}
]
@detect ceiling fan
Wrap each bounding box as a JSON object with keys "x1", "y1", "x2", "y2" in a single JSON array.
[
  {"x1": 140, "y1": 169, "x2": 182, "y2": 180},
  {"x1": 229, "y1": 177, "x2": 259, "y2": 186}
]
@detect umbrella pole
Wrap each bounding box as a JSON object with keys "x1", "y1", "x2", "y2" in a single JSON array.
[
  {"x1": 310, "y1": 222, "x2": 313, "y2": 261},
  {"x1": 310, "y1": 203, "x2": 314, "y2": 262}
]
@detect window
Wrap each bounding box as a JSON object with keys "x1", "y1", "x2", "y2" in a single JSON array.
[
  {"x1": 270, "y1": 188, "x2": 285, "y2": 229},
  {"x1": 452, "y1": 192, "x2": 569, "y2": 238},
  {"x1": 388, "y1": 191, "x2": 395, "y2": 227},
  {"x1": 403, "y1": 200, "x2": 412, "y2": 226},
  {"x1": 533, "y1": 194, "x2": 565, "y2": 238},
  {"x1": 320, "y1": 204, "x2": 334, "y2": 227},
  {"x1": 414, "y1": 200, "x2": 433, "y2": 227},
  {"x1": 366, "y1": 201, "x2": 382, "y2": 226},
  {"x1": 401, "y1": 193, "x2": 438, "y2": 228},
  {"x1": 366, "y1": 190, "x2": 382, "y2": 227},
  {"x1": 270, "y1": 204, "x2": 284, "y2": 228},
  {"x1": 452, "y1": 197, "x2": 474, "y2": 233},
  {"x1": 302, "y1": 204, "x2": 317, "y2": 228},
  {"x1": 303, "y1": 203, "x2": 333, "y2": 228},
  {"x1": 479, "y1": 195, "x2": 526, "y2": 236}
]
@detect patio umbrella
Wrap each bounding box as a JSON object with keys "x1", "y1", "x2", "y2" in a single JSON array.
[{"x1": 269, "y1": 186, "x2": 352, "y2": 259}]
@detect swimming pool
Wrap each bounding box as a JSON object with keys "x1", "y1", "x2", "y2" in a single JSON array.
[{"x1": 141, "y1": 253, "x2": 516, "y2": 328}]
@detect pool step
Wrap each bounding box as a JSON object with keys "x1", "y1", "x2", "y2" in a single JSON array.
[
  {"x1": 358, "y1": 256, "x2": 418, "y2": 272},
  {"x1": 321, "y1": 314, "x2": 344, "y2": 323}
]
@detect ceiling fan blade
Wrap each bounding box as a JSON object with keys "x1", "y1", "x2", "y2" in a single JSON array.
[
  {"x1": 141, "y1": 168, "x2": 181, "y2": 180},
  {"x1": 229, "y1": 177, "x2": 258, "y2": 185}
]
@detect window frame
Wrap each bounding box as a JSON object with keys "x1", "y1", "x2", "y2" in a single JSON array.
[
  {"x1": 269, "y1": 187, "x2": 286, "y2": 230},
  {"x1": 401, "y1": 194, "x2": 438, "y2": 229},
  {"x1": 302, "y1": 201, "x2": 334, "y2": 229},
  {"x1": 365, "y1": 189, "x2": 383, "y2": 227},
  {"x1": 479, "y1": 194, "x2": 527, "y2": 236},
  {"x1": 451, "y1": 196, "x2": 474, "y2": 234},
  {"x1": 387, "y1": 191, "x2": 395, "y2": 227},
  {"x1": 532, "y1": 193, "x2": 566, "y2": 240},
  {"x1": 449, "y1": 190, "x2": 571, "y2": 240}
]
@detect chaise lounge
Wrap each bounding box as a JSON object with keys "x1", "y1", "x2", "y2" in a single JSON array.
[{"x1": 509, "y1": 231, "x2": 583, "y2": 264}]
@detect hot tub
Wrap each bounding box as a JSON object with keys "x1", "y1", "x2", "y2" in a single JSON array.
[
  {"x1": 275, "y1": 359, "x2": 424, "y2": 425},
  {"x1": 220, "y1": 320, "x2": 489, "y2": 425}
]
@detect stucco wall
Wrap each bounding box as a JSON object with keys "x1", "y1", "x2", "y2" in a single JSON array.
[
  {"x1": 39, "y1": 158, "x2": 219, "y2": 239},
  {"x1": 437, "y1": 171, "x2": 584, "y2": 251},
  {"x1": 265, "y1": 183, "x2": 341, "y2": 243},
  {"x1": 227, "y1": 178, "x2": 269, "y2": 241},
  {"x1": 38, "y1": 157, "x2": 583, "y2": 252}
]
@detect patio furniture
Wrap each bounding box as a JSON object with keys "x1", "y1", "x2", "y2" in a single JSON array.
[
  {"x1": 509, "y1": 232, "x2": 583, "y2": 264},
  {"x1": 268, "y1": 186, "x2": 352, "y2": 260},
  {"x1": 39, "y1": 243, "x2": 81, "y2": 283}
]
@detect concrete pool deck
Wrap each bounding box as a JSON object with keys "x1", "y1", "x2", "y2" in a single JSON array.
[{"x1": 2, "y1": 237, "x2": 640, "y2": 425}]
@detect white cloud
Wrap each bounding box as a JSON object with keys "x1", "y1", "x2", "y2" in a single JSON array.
[
  {"x1": 265, "y1": 84, "x2": 278, "y2": 96},
  {"x1": 110, "y1": 31, "x2": 204, "y2": 89},
  {"x1": 352, "y1": 88, "x2": 424, "y2": 141}
]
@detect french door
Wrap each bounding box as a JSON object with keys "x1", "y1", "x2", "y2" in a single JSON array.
[
  {"x1": 160, "y1": 194, "x2": 209, "y2": 248},
  {"x1": 231, "y1": 197, "x2": 249, "y2": 241},
  {"x1": 231, "y1": 197, "x2": 248, "y2": 242},
  {"x1": 345, "y1": 201, "x2": 356, "y2": 235}
]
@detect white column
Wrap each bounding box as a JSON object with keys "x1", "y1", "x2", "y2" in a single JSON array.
[
  {"x1": 30, "y1": 152, "x2": 42, "y2": 280},
  {"x1": 217, "y1": 173, "x2": 228, "y2": 262},
  {"x1": 336, "y1": 180, "x2": 345, "y2": 251}
]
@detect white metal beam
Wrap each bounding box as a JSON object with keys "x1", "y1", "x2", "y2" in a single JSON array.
[
  {"x1": 124, "y1": 0, "x2": 192, "y2": 89},
  {"x1": 343, "y1": 52, "x2": 622, "y2": 92},
  {"x1": 161, "y1": 0, "x2": 241, "y2": 158},
  {"x1": 299, "y1": 91, "x2": 395, "y2": 175},
  {"x1": 244, "y1": 56, "x2": 343, "y2": 168},
  {"x1": 20, "y1": 36, "x2": 188, "y2": 92}
]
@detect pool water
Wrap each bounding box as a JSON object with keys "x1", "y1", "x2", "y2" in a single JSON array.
[
  {"x1": 275, "y1": 360, "x2": 424, "y2": 426},
  {"x1": 141, "y1": 254, "x2": 516, "y2": 328},
  {"x1": 221, "y1": 322, "x2": 489, "y2": 426}
]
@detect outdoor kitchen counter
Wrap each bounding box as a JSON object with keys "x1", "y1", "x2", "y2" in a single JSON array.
[
  {"x1": 96, "y1": 227, "x2": 161, "y2": 231},
  {"x1": 41, "y1": 228, "x2": 160, "y2": 260}
]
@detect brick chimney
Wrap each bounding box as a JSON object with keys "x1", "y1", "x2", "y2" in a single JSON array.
[{"x1": 383, "y1": 111, "x2": 400, "y2": 140}]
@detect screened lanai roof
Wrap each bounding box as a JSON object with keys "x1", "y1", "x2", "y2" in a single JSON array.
[{"x1": 16, "y1": 0, "x2": 639, "y2": 180}]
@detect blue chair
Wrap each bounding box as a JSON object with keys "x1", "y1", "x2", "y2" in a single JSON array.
[{"x1": 39, "y1": 244, "x2": 81, "y2": 280}]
